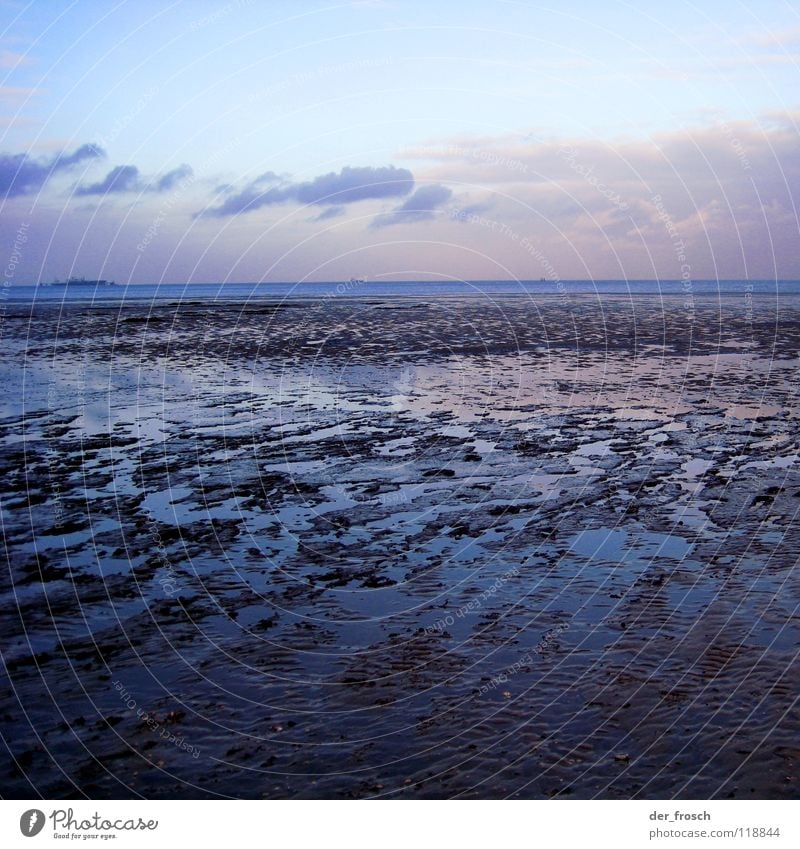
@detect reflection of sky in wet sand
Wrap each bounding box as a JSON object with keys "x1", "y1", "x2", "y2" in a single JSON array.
[{"x1": 3, "y1": 298, "x2": 800, "y2": 799}]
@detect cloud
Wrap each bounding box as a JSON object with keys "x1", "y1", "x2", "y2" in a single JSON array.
[
  {"x1": 0, "y1": 50, "x2": 33, "y2": 69},
  {"x1": 394, "y1": 112, "x2": 800, "y2": 278},
  {"x1": 155, "y1": 163, "x2": 194, "y2": 191},
  {"x1": 203, "y1": 164, "x2": 414, "y2": 217},
  {"x1": 0, "y1": 84, "x2": 40, "y2": 104},
  {"x1": 75, "y1": 163, "x2": 195, "y2": 196},
  {"x1": 455, "y1": 199, "x2": 495, "y2": 217},
  {"x1": 76, "y1": 164, "x2": 141, "y2": 195},
  {"x1": 740, "y1": 26, "x2": 800, "y2": 48},
  {"x1": 0, "y1": 143, "x2": 104, "y2": 198},
  {"x1": 372, "y1": 183, "x2": 452, "y2": 227},
  {"x1": 712, "y1": 53, "x2": 800, "y2": 70},
  {"x1": 296, "y1": 165, "x2": 414, "y2": 204},
  {"x1": 310, "y1": 205, "x2": 346, "y2": 222}
]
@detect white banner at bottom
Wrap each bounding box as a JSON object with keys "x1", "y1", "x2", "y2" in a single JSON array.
[{"x1": 1, "y1": 799, "x2": 796, "y2": 849}]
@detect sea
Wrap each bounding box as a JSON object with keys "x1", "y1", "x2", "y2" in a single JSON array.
[{"x1": 7, "y1": 278, "x2": 800, "y2": 304}]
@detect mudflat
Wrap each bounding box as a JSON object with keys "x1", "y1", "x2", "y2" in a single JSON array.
[{"x1": 1, "y1": 293, "x2": 798, "y2": 798}]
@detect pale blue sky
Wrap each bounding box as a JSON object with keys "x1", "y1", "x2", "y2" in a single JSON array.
[{"x1": 1, "y1": 0, "x2": 799, "y2": 282}]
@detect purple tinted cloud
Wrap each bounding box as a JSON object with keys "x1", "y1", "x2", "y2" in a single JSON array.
[
  {"x1": 311, "y1": 205, "x2": 346, "y2": 222},
  {"x1": 76, "y1": 164, "x2": 141, "y2": 195},
  {"x1": 0, "y1": 143, "x2": 103, "y2": 199},
  {"x1": 402, "y1": 118, "x2": 800, "y2": 278},
  {"x1": 294, "y1": 165, "x2": 414, "y2": 204},
  {"x1": 204, "y1": 171, "x2": 282, "y2": 216},
  {"x1": 204, "y1": 165, "x2": 414, "y2": 217},
  {"x1": 372, "y1": 183, "x2": 452, "y2": 227},
  {"x1": 155, "y1": 163, "x2": 193, "y2": 191},
  {"x1": 76, "y1": 162, "x2": 195, "y2": 196}
]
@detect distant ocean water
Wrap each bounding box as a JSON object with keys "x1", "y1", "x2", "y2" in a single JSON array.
[{"x1": 7, "y1": 278, "x2": 800, "y2": 304}]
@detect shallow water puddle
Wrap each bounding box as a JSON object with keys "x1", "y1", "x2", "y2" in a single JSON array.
[{"x1": 569, "y1": 526, "x2": 694, "y2": 563}]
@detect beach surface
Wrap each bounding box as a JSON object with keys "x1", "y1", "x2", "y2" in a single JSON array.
[{"x1": 1, "y1": 292, "x2": 799, "y2": 798}]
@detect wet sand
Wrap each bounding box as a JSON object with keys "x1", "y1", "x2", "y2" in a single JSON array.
[{"x1": 1, "y1": 293, "x2": 799, "y2": 798}]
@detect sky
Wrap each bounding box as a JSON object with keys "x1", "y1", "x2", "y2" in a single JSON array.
[{"x1": 1, "y1": 0, "x2": 799, "y2": 283}]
